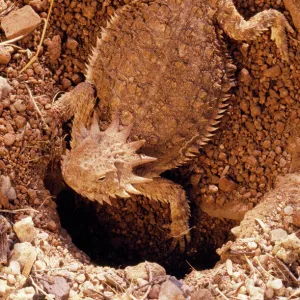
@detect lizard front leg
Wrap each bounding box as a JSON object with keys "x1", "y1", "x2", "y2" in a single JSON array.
[
  {"x1": 49, "y1": 82, "x2": 95, "y2": 124},
  {"x1": 135, "y1": 177, "x2": 191, "y2": 253},
  {"x1": 216, "y1": 0, "x2": 294, "y2": 61}
]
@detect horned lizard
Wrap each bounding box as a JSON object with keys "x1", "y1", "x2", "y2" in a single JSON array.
[{"x1": 51, "y1": 0, "x2": 293, "y2": 252}]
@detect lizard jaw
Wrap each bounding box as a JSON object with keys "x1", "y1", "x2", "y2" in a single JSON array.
[{"x1": 61, "y1": 112, "x2": 157, "y2": 204}]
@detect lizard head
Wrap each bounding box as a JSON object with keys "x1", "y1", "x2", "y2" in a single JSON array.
[{"x1": 61, "y1": 113, "x2": 156, "y2": 204}]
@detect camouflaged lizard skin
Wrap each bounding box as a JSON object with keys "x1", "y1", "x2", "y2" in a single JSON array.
[{"x1": 53, "y1": 0, "x2": 292, "y2": 251}]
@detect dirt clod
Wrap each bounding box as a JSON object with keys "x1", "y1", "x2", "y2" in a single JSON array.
[{"x1": 1, "y1": 5, "x2": 41, "y2": 39}]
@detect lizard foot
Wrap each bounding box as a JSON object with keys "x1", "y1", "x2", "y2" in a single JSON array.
[
  {"x1": 271, "y1": 12, "x2": 294, "y2": 61},
  {"x1": 168, "y1": 221, "x2": 191, "y2": 253},
  {"x1": 136, "y1": 177, "x2": 191, "y2": 253}
]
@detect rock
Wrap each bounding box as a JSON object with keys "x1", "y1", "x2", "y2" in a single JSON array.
[
  {"x1": 239, "y1": 68, "x2": 252, "y2": 85},
  {"x1": 0, "y1": 47, "x2": 11, "y2": 64},
  {"x1": 263, "y1": 65, "x2": 281, "y2": 78},
  {"x1": 4, "y1": 261, "x2": 21, "y2": 275},
  {"x1": 240, "y1": 99, "x2": 249, "y2": 114},
  {"x1": 250, "y1": 105, "x2": 261, "y2": 117},
  {"x1": 190, "y1": 288, "x2": 214, "y2": 300},
  {"x1": 208, "y1": 185, "x2": 218, "y2": 193},
  {"x1": 29, "y1": 0, "x2": 48, "y2": 12},
  {"x1": 14, "y1": 116, "x2": 27, "y2": 129},
  {"x1": 10, "y1": 286, "x2": 35, "y2": 300},
  {"x1": 265, "y1": 287, "x2": 274, "y2": 298},
  {"x1": 267, "y1": 278, "x2": 283, "y2": 290},
  {"x1": 0, "y1": 0, "x2": 7, "y2": 13},
  {"x1": 81, "y1": 281, "x2": 94, "y2": 296},
  {"x1": 283, "y1": 205, "x2": 293, "y2": 215},
  {"x1": 277, "y1": 233, "x2": 300, "y2": 249},
  {"x1": 7, "y1": 274, "x2": 16, "y2": 285},
  {"x1": 149, "y1": 284, "x2": 161, "y2": 299},
  {"x1": 48, "y1": 35, "x2": 61, "y2": 64},
  {"x1": 62, "y1": 78, "x2": 72, "y2": 90},
  {"x1": 10, "y1": 242, "x2": 37, "y2": 277},
  {"x1": 68, "y1": 263, "x2": 80, "y2": 272},
  {"x1": 75, "y1": 273, "x2": 85, "y2": 284},
  {"x1": 248, "y1": 286, "x2": 264, "y2": 300},
  {"x1": 66, "y1": 38, "x2": 79, "y2": 50},
  {"x1": 37, "y1": 231, "x2": 49, "y2": 240},
  {"x1": 3, "y1": 133, "x2": 15, "y2": 146},
  {"x1": 219, "y1": 176, "x2": 238, "y2": 192},
  {"x1": 158, "y1": 279, "x2": 185, "y2": 300},
  {"x1": 272, "y1": 233, "x2": 300, "y2": 264},
  {"x1": 35, "y1": 260, "x2": 46, "y2": 271},
  {"x1": 47, "y1": 220, "x2": 58, "y2": 231},
  {"x1": 292, "y1": 209, "x2": 300, "y2": 226},
  {"x1": 1, "y1": 5, "x2": 41, "y2": 39},
  {"x1": 225, "y1": 259, "x2": 233, "y2": 276},
  {"x1": 13, "y1": 216, "x2": 37, "y2": 243},
  {"x1": 200, "y1": 200, "x2": 248, "y2": 221},
  {"x1": 41, "y1": 276, "x2": 70, "y2": 300},
  {"x1": 270, "y1": 228, "x2": 288, "y2": 242},
  {"x1": 247, "y1": 155, "x2": 258, "y2": 166},
  {"x1": 125, "y1": 262, "x2": 166, "y2": 282},
  {"x1": 1, "y1": 175, "x2": 16, "y2": 201},
  {"x1": 0, "y1": 279, "x2": 13, "y2": 298},
  {"x1": 247, "y1": 241, "x2": 258, "y2": 250},
  {"x1": 13, "y1": 100, "x2": 26, "y2": 112}
]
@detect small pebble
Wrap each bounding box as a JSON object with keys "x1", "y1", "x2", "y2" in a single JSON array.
[
  {"x1": 283, "y1": 206, "x2": 293, "y2": 216},
  {"x1": 0, "y1": 46, "x2": 11, "y2": 64},
  {"x1": 270, "y1": 228, "x2": 288, "y2": 241},
  {"x1": 75, "y1": 273, "x2": 86, "y2": 284},
  {"x1": 267, "y1": 278, "x2": 283, "y2": 290}
]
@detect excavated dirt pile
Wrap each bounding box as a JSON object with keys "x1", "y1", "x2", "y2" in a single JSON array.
[{"x1": 0, "y1": 0, "x2": 299, "y2": 299}]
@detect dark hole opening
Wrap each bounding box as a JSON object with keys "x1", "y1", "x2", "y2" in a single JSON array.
[{"x1": 45, "y1": 160, "x2": 235, "y2": 278}]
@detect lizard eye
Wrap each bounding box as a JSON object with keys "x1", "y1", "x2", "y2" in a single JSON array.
[{"x1": 98, "y1": 176, "x2": 106, "y2": 181}]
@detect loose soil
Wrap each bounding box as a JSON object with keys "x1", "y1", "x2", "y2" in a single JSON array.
[{"x1": 0, "y1": 0, "x2": 299, "y2": 299}]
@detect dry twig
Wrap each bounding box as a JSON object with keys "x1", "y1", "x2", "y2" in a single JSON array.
[
  {"x1": 268, "y1": 255, "x2": 300, "y2": 285},
  {"x1": 0, "y1": 208, "x2": 38, "y2": 214},
  {"x1": 29, "y1": 275, "x2": 54, "y2": 300},
  {"x1": 20, "y1": 0, "x2": 54, "y2": 73},
  {"x1": 215, "y1": 287, "x2": 229, "y2": 300},
  {"x1": 140, "y1": 261, "x2": 152, "y2": 300},
  {"x1": 25, "y1": 83, "x2": 48, "y2": 129}
]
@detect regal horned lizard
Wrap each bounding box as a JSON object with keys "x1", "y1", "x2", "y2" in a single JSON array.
[{"x1": 51, "y1": 0, "x2": 293, "y2": 251}]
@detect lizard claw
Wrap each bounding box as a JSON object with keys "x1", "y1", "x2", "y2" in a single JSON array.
[
  {"x1": 168, "y1": 222, "x2": 191, "y2": 253},
  {"x1": 271, "y1": 13, "x2": 294, "y2": 62}
]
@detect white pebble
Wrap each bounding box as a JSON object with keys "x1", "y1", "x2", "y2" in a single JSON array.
[
  {"x1": 283, "y1": 206, "x2": 293, "y2": 215},
  {"x1": 37, "y1": 232, "x2": 49, "y2": 240},
  {"x1": 69, "y1": 263, "x2": 80, "y2": 272},
  {"x1": 232, "y1": 271, "x2": 240, "y2": 281},
  {"x1": 267, "y1": 278, "x2": 283, "y2": 290},
  {"x1": 35, "y1": 260, "x2": 46, "y2": 271},
  {"x1": 75, "y1": 273, "x2": 86, "y2": 284},
  {"x1": 24, "y1": 286, "x2": 35, "y2": 294},
  {"x1": 270, "y1": 229, "x2": 288, "y2": 242},
  {"x1": 13, "y1": 216, "x2": 37, "y2": 243},
  {"x1": 248, "y1": 241, "x2": 258, "y2": 250},
  {"x1": 7, "y1": 274, "x2": 16, "y2": 285},
  {"x1": 8, "y1": 261, "x2": 21, "y2": 275},
  {"x1": 226, "y1": 259, "x2": 233, "y2": 275},
  {"x1": 258, "y1": 255, "x2": 269, "y2": 265}
]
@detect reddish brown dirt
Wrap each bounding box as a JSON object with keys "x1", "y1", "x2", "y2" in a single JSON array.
[{"x1": 0, "y1": 0, "x2": 299, "y2": 285}]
